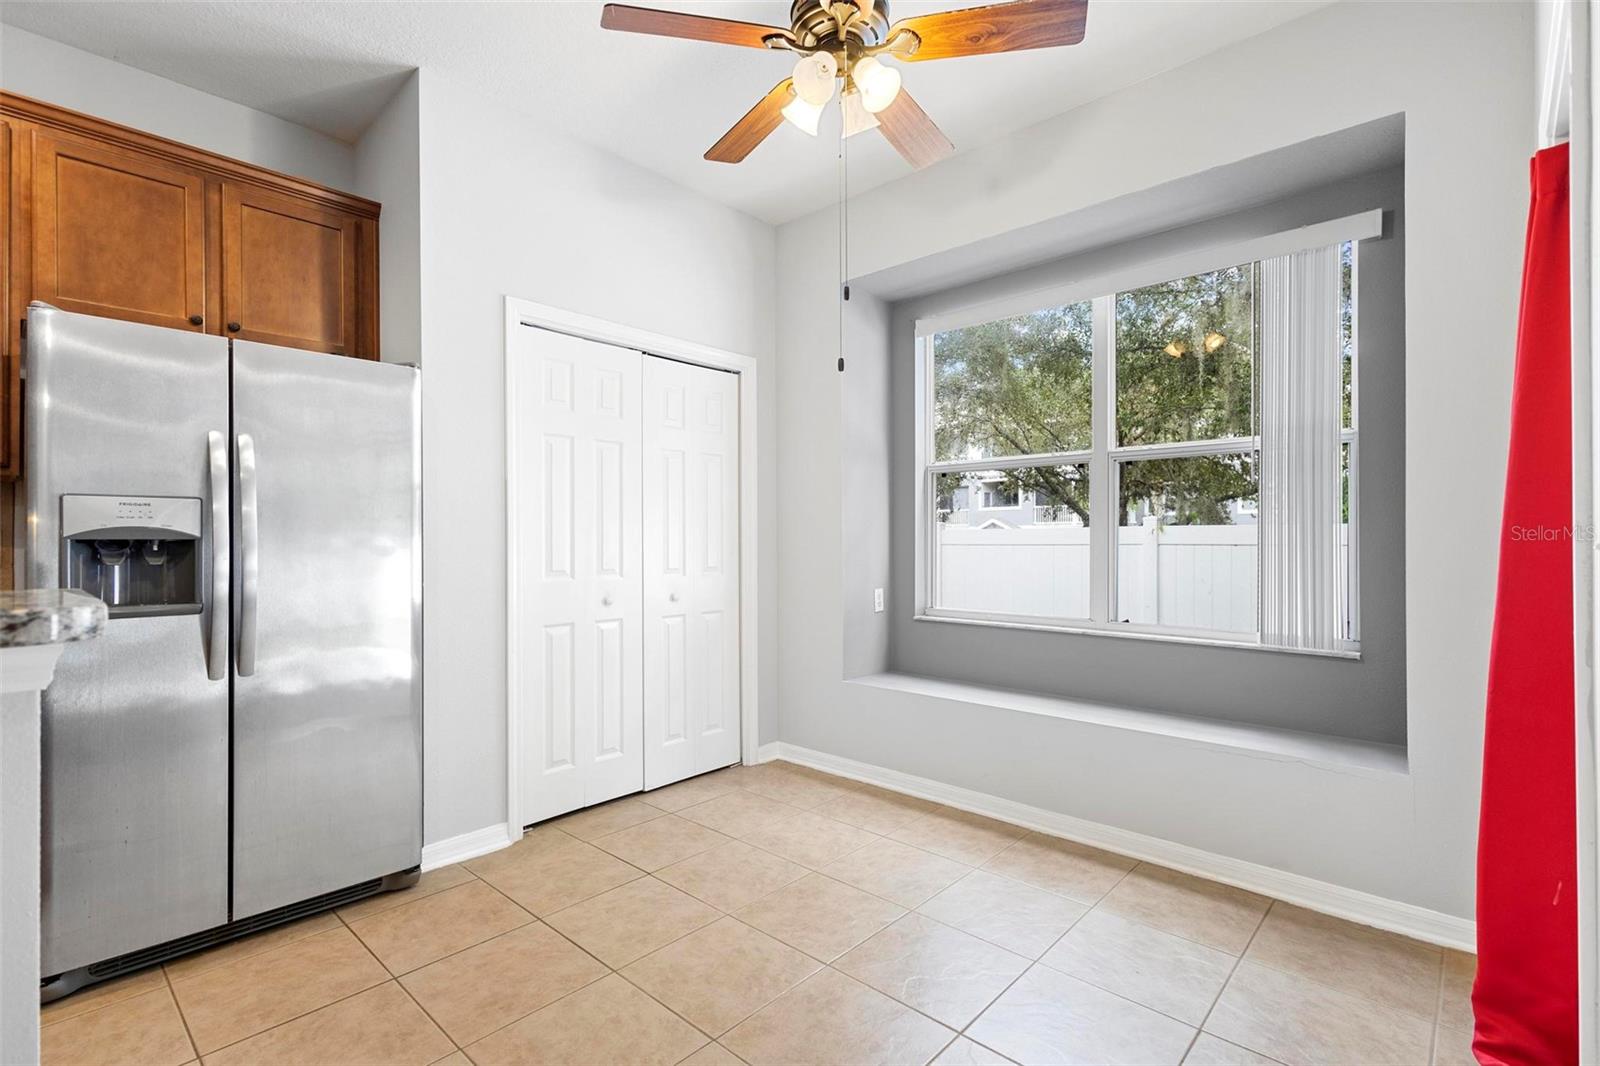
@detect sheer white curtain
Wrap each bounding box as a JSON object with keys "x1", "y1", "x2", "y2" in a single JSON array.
[{"x1": 1258, "y1": 244, "x2": 1344, "y2": 650}]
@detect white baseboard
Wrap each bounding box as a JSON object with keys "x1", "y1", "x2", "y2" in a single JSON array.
[
  {"x1": 773, "y1": 741, "x2": 1476, "y2": 953},
  {"x1": 421, "y1": 822, "x2": 520, "y2": 871},
  {"x1": 754, "y1": 742, "x2": 783, "y2": 764}
]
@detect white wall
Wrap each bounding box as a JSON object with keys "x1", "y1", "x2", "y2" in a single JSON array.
[
  {"x1": 0, "y1": 25, "x2": 355, "y2": 191},
  {"x1": 354, "y1": 72, "x2": 422, "y2": 366},
  {"x1": 775, "y1": 0, "x2": 1534, "y2": 921},
  {"x1": 416, "y1": 72, "x2": 777, "y2": 846}
]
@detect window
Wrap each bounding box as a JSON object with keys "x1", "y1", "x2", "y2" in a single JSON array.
[
  {"x1": 979, "y1": 482, "x2": 1020, "y2": 509},
  {"x1": 916, "y1": 217, "x2": 1372, "y2": 654}
]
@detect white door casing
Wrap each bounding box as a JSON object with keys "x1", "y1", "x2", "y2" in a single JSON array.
[
  {"x1": 643, "y1": 356, "x2": 742, "y2": 788},
  {"x1": 512, "y1": 328, "x2": 644, "y2": 824}
]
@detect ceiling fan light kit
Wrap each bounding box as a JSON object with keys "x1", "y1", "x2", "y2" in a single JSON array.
[
  {"x1": 781, "y1": 92, "x2": 825, "y2": 136},
  {"x1": 841, "y1": 89, "x2": 881, "y2": 138},
  {"x1": 852, "y1": 56, "x2": 903, "y2": 113},
  {"x1": 792, "y1": 51, "x2": 840, "y2": 105},
  {"x1": 600, "y1": 0, "x2": 1089, "y2": 169}
]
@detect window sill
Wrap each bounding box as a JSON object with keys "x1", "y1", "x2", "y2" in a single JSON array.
[
  {"x1": 914, "y1": 611, "x2": 1362, "y2": 661},
  {"x1": 846, "y1": 671, "x2": 1408, "y2": 777}
]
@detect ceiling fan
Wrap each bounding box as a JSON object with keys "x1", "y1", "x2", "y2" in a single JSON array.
[{"x1": 600, "y1": 0, "x2": 1090, "y2": 170}]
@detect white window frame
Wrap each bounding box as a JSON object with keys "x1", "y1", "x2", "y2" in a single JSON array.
[{"x1": 912, "y1": 212, "x2": 1380, "y2": 657}]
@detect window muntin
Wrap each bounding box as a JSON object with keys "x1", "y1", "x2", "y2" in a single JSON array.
[{"x1": 921, "y1": 235, "x2": 1360, "y2": 653}]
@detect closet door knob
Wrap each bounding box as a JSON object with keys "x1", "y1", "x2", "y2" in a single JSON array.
[
  {"x1": 601, "y1": 594, "x2": 614, "y2": 607},
  {"x1": 227, "y1": 322, "x2": 242, "y2": 333},
  {"x1": 669, "y1": 592, "x2": 680, "y2": 602}
]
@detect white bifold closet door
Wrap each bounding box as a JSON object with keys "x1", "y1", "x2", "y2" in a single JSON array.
[
  {"x1": 642, "y1": 356, "x2": 741, "y2": 789},
  {"x1": 518, "y1": 330, "x2": 644, "y2": 825},
  {"x1": 515, "y1": 325, "x2": 741, "y2": 827}
]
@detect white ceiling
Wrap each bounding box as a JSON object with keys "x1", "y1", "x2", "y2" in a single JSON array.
[{"x1": 1, "y1": 0, "x2": 1337, "y2": 224}]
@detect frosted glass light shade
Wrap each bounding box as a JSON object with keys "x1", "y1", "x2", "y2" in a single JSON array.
[
  {"x1": 841, "y1": 90, "x2": 880, "y2": 138},
  {"x1": 853, "y1": 57, "x2": 902, "y2": 113},
  {"x1": 781, "y1": 95, "x2": 824, "y2": 136},
  {"x1": 792, "y1": 53, "x2": 839, "y2": 106}
]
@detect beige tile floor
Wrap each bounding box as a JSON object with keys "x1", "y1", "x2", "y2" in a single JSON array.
[{"x1": 39, "y1": 760, "x2": 1477, "y2": 1066}]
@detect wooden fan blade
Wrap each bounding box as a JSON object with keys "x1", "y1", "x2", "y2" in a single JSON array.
[
  {"x1": 891, "y1": 0, "x2": 1088, "y2": 61},
  {"x1": 706, "y1": 80, "x2": 795, "y2": 163},
  {"x1": 600, "y1": 4, "x2": 788, "y2": 48},
  {"x1": 876, "y1": 90, "x2": 955, "y2": 169}
]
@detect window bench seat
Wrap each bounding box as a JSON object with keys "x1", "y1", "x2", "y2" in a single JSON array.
[{"x1": 845, "y1": 671, "x2": 1408, "y2": 778}]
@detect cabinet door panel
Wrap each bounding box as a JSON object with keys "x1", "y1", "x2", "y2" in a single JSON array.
[
  {"x1": 222, "y1": 183, "x2": 358, "y2": 356},
  {"x1": 33, "y1": 133, "x2": 206, "y2": 331}
]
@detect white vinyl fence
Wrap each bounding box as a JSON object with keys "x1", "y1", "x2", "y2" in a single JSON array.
[{"x1": 935, "y1": 518, "x2": 1260, "y2": 633}]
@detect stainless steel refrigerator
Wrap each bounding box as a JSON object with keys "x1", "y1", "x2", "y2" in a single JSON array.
[{"x1": 23, "y1": 303, "x2": 421, "y2": 999}]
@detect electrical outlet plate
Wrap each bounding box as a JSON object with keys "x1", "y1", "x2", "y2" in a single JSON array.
[{"x1": 873, "y1": 588, "x2": 885, "y2": 612}]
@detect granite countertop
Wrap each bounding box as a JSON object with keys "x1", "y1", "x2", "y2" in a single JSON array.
[{"x1": 0, "y1": 590, "x2": 108, "y2": 649}]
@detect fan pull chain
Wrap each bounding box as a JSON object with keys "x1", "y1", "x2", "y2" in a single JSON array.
[{"x1": 838, "y1": 99, "x2": 849, "y2": 374}]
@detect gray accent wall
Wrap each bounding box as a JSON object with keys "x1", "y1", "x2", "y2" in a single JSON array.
[{"x1": 876, "y1": 168, "x2": 1407, "y2": 746}]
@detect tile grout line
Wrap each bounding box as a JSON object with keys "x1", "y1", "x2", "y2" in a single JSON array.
[
  {"x1": 1174, "y1": 910, "x2": 1448, "y2": 1034},
  {"x1": 1181, "y1": 894, "x2": 1277, "y2": 1063},
  {"x1": 160, "y1": 963, "x2": 202, "y2": 1064},
  {"x1": 51, "y1": 911, "x2": 400, "y2": 1053},
  {"x1": 577, "y1": 860, "x2": 969, "y2": 1054},
  {"x1": 583, "y1": 779, "x2": 1179, "y2": 1045},
  {"x1": 776, "y1": 760, "x2": 1476, "y2": 959},
  {"x1": 807, "y1": 962, "x2": 967, "y2": 1054},
  {"x1": 37, "y1": 968, "x2": 167, "y2": 1032},
  {"x1": 1072, "y1": 860, "x2": 1451, "y2": 1038},
  {"x1": 609, "y1": 937, "x2": 791, "y2": 1050},
  {"x1": 1427, "y1": 950, "x2": 1445, "y2": 1065},
  {"x1": 385, "y1": 945, "x2": 468, "y2": 1053},
  {"x1": 440, "y1": 894, "x2": 622, "y2": 1054},
  {"x1": 34, "y1": 767, "x2": 849, "y2": 1061},
  {"x1": 162, "y1": 921, "x2": 393, "y2": 1060},
  {"x1": 381, "y1": 872, "x2": 566, "y2": 988},
  {"x1": 189, "y1": 976, "x2": 396, "y2": 1060},
  {"x1": 442, "y1": 877, "x2": 794, "y2": 1059},
  {"x1": 1008, "y1": 857, "x2": 1262, "y2": 1038},
  {"x1": 334, "y1": 901, "x2": 455, "y2": 1045},
  {"x1": 50, "y1": 763, "x2": 1461, "y2": 1066},
  {"x1": 352, "y1": 881, "x2": 540, "y2": 980},
  {"x1": 938, "y1": 861, "x2": 1131, "y2": 1050},
  {"x1": 659, "y1": 828, "x2": 1119, "y2": 1058},
  {"x1": 437, "y1": 965, "x2": 614, "y2": 1059},
  {"x1": 453, "y1": 861, "x2": 736, "y2": 1052},
  {"x1": 478, "y1": 765, "x2": 1441, "y2": 1062},
  {"x1": 340, "y1": 908, "x2": 458, "y2": 1049}
]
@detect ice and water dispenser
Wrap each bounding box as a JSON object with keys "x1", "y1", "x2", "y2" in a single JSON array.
[{"x1": 61, "y1": 495, "x2": 203, "y2": 617}]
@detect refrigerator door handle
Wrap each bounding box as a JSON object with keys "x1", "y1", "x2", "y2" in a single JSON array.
[
  {"x1": 206, "y1": 430, "x2": 231, "y2": 681},
  {"x1": 237, "y1": 432, "x2": 260, "y2": 677}
]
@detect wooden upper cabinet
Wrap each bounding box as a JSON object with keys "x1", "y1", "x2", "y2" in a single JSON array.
[
  {"x1": 221, "y1": 182, "x2": 362, "y2": 356},
  {"x1": 0, "y1": 91, "x2": 382, "y2": 486},
  {"x1": 32, "y1": 132, "x2": 207, "y2": 332}
]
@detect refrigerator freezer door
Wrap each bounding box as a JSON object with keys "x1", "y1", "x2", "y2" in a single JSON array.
[
  {"x1": 25, "y1": 304, "x2": 232, "y2": 975},
  {"x1": 230, "y1": 341, "x2": 421, "y2": 918}
]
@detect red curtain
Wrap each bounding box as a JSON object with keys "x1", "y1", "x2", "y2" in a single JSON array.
[{"x1": 1474, "y1": 140, "x2": 1576, "y2": 1066}]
